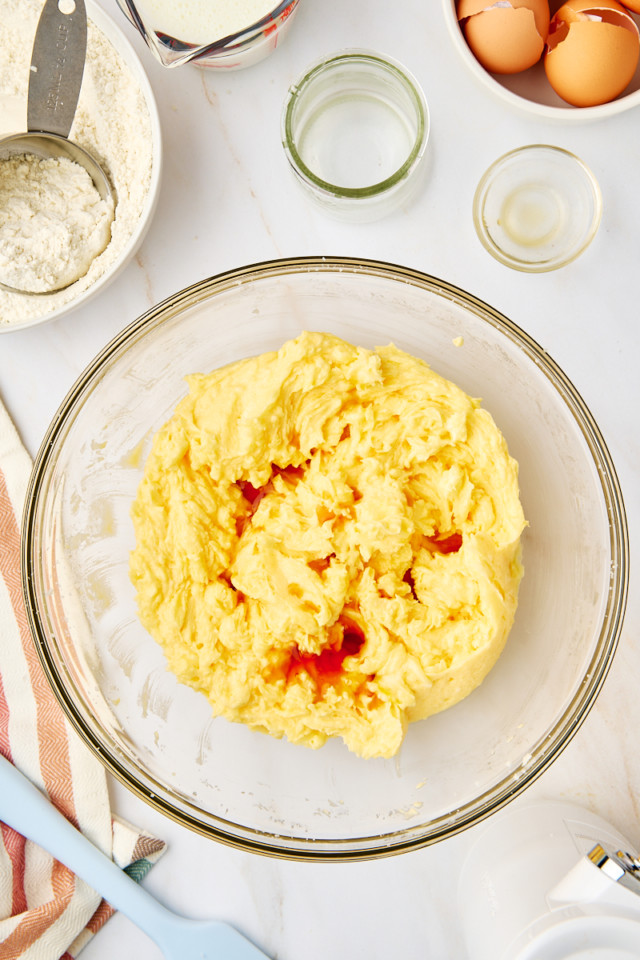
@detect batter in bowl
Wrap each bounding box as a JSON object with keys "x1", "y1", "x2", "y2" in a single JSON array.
[{"x1": 130, "y1": 332, "x2": 525, "y2": 759}]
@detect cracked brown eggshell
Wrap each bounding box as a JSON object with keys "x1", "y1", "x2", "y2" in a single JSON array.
[
  {"x1": 545, "y1": 0, "x2": 640, "y2": 106},
  {"x1": 457, "y1": 0, "x2": 550, "y2": 74}
]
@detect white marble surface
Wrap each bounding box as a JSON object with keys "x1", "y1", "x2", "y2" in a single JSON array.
[{"x1": 1, "y1": 1, "x2": 640, "y2": 958}]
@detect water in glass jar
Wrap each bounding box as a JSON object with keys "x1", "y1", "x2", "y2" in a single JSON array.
[{"x1": 297, "y1": 93, "x2": 416, "y2": 190}]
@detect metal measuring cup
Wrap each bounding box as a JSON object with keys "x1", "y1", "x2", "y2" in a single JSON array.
[{"x1": 0, "y1": 0, "x2": 115, "y2": 295}]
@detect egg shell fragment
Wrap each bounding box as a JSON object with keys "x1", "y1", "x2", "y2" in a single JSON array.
[
  {"x1": 458, "y1": 0, "x2": 551, "y2": 74},
  {"x1": 545, "y1": 0, "x2": 640, "y2": 106},
  {"x1": 549, "y1": 0, "x2": 635, "y2": 19}
]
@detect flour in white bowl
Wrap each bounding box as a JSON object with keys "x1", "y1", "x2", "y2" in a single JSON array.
[
  {"x1": 0, "y1": 153, "x2": 114, "y2": 293},
  {"x1": 0, "y1": 0, "x2": 155, "y2": 327}
]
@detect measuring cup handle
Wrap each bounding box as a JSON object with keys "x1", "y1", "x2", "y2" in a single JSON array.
[{"x1": 28, "y1": 0, "x2": 88, "y2": 138}]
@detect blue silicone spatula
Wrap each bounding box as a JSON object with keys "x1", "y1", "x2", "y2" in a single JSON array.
[{"x1": 0, "y1": 753, "x2": 271, "y2": 959}]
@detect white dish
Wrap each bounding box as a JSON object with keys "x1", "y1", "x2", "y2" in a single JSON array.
[
  {"x1": 0, "y1": 0, "x2": 162, "y2": 333},
  {"x1": 443, "y1": 0, "x2": 640, "y2": 122}
]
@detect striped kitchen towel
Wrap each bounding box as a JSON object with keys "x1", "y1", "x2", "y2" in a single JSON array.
[{"x1": 0, "y1": 397, "x2": 165, "y2": 960}]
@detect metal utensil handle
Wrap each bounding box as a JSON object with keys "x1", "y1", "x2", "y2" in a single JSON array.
[
  {"x1": 28, "y1": 0, "x2": 87, "y2": 138},
  {"x1": 588, "y1": 842, "x2": 640, "y2": 899}
]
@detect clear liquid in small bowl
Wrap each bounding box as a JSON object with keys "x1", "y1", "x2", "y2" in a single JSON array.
[
  {"x1": 499, "y1": 183, "x2": 566, "y2": 249},
  {"x1": 473, "y1": 145, "x2": 602, "y2": 272}
]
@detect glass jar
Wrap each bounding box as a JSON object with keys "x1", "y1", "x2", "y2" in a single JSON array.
[{"x1": 282, "y1": 50, "x2": 430, "y2": 221}]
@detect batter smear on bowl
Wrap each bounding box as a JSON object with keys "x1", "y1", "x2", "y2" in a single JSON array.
[{"x1": 130, "y1": 332, "x2": 526, "y2": 758}]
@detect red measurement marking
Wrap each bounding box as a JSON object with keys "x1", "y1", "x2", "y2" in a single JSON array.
[{"x1": 264, "y1": 1, "x2": 297, "y2": 37}]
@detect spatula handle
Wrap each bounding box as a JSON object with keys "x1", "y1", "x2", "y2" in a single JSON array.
[
  {"x1": 0, "y1": 754, "x2": 172, "y2": 943},
  {"x1": 0, "y1": 754, "x2": 273, "y2": 960}
]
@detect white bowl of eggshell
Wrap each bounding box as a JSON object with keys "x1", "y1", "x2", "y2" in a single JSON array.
[{"x1": 443, "y1": 0, "x2": 640, "y2": 120}]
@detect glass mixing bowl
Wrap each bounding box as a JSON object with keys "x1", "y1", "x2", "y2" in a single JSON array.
[{"x1": 22, "y1": 258, "x2": 628, "y2": 861}]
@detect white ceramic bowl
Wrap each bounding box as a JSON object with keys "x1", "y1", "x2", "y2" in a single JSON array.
[
  {"x1": 443, "y1": 0, "x2": 640, "y2": 122},
  {"x1": 22, "y1": 258, "x2": 628, "y2": 860},
  {"x1": 0, "y1": 0, "x2": 162, "y2": 334}
]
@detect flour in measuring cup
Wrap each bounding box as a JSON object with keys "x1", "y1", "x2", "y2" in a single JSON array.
[
  {"x1": 139, "y1": 0, "x2": 281, "y2": 44},
  {"x1": 0, "y1": 0, "x2": 154, "y2": 327},
  {"x1": 0, "y1": 154, "x2": 114, "y2": 293}
]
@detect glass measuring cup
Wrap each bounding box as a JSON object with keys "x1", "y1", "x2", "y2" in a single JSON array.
[{"x1": 116, "y1": 0, "x2": 300, "y2": 70}]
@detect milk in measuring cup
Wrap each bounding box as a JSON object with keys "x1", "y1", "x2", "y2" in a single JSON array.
[{"x1": 139, "y1": 0, "x2": 283, "y2": 44}]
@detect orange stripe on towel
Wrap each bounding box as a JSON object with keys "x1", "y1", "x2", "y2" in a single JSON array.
[
  {"x1": 0, "y1": 468, "x2": 80, "y2": 955},
  {"x1": 0, "y1": 470, "x2": 78, "y2": 827},
  {"x1": 0, "y1": 615, "x2": 28, "y2": 921}
]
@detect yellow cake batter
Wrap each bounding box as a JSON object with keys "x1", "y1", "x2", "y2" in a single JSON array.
[{"x1": 130, "y1": 332, "x2": 525, "y2": 759}]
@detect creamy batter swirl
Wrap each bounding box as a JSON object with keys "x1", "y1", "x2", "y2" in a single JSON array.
[{"x1": 130, "y1": 332, "x2": 525, "y2": 758}]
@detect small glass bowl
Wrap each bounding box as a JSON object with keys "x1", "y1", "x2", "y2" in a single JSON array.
[
  {"x1": 281, "y1": 50, "x2": 430, "y2": 221},
  {"x1": 473, "y1": 145, "x2": 602, "y2": 273}
]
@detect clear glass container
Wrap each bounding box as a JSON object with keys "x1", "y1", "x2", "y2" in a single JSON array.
[
  {"x1": 473, "y1": 145, "x2": 602, "y2": 273},
  {"x1": 282, "y1": 51, "x2": 430, "y2": 221},
  {"x1": 22, "y1": 258, "x2": 627, "y2": 860},
  {"x1": 116, "y1": 0, "x2": 299, "y2": 70}
]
